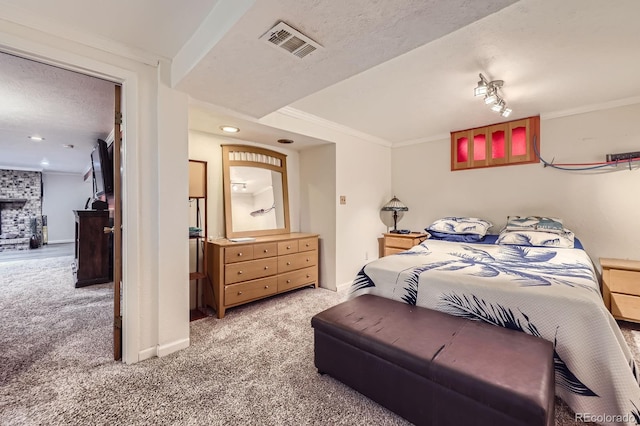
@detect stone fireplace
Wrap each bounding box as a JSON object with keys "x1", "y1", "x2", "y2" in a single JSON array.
[{"x1": 0, "y1": 169, "x2": 42, "y2": 251}]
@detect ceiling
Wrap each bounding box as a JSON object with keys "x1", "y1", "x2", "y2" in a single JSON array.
[{"x1": 1, "y1": 0, "x2": 640, "y2": 173}]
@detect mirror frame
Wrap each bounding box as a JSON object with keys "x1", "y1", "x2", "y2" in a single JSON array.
[{"x1": 222, "y1": 144, "x2": 291, "y2": 238}]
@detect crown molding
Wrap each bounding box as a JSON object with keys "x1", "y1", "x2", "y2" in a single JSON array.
[
  {"x1": 393, "y1": 133, "x2": 450, "y2": 148},
  {"x1": 277, "y1": 107, "x2": 392, "y2": 148},
  {"x1": 541, "y1": 96, "x2": 640, "y2": 121}
]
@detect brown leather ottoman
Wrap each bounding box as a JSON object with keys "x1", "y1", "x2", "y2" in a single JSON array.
[{"x1": 311, "y1": 294, "x2": 555, "y2": 426}]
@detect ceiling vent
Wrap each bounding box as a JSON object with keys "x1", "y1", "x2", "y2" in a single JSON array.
[{"x1": 260, "y1": 21, "x2": 322, "y2": 59}]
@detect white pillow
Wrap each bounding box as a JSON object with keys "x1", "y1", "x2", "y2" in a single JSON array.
[
  {"x1": 505, "y1": 216, "x2": 564, "y2": 234},
  {"x1": 496, "y1": 229, "x2": 575, "y2": 248},
  {"x1": 427, "y1": 217, "x2": 492, "y2": 236}
]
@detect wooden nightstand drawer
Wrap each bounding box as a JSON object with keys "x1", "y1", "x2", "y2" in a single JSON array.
[
  {"x1": 382, "y1": 232, "x2": 429, "y2": 257},
  {"x1": 384, "y1": 247, "x2": 406, "y2": 256},
  {"x1": 386, "y1": 236, "x2": 418, "y2": 249},
  {"x1": 611, "y1": 293, "x2": 640, "y2": 322},
  {"x1": 609, "y1": 269, "x2": 640, "y2": 296},
  {"x1": 299, "y1": 237, "x2": 318, "y2": 252}
]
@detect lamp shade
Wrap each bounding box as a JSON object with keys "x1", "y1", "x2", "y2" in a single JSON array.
[{"x1": 381, "y1": 196, "x2": 408, "y2": 212}]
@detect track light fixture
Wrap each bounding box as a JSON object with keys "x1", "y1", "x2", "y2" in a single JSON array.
[{"x1": 474, "y1": 73, "x2": 512, "y2": 118}]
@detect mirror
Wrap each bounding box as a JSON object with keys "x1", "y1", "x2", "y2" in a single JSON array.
[{"x1": 222, "y1": 145, "x2": 290, "y2": 238}]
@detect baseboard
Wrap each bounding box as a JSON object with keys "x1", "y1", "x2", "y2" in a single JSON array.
[
  {"x1": 138, "y1": 346, "x2": 157, "y2": 362},
  {"x1": 336, "y1": 281, "x2": 352, "y2": 293},
  {"x1": 47, "y1": 239, "x2": 74, "y2": 244},
  {"x1": 157, "y1": 337, "x2": 190, "y2": 358}
]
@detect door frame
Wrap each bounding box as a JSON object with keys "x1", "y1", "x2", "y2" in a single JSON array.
[{"x1": 0, "y1": 39, "x2": 141, "y2": 363}]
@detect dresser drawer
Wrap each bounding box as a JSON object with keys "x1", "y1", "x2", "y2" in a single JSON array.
[
  {"x1": 609, "y1": 269, "x2": 640, "y2": 296},
  {"x1": 611, "y1": 293, "x2": 640, "y2": 322},
  {"x1": 225, "y1": 258, "x2": 277, "y2": 285},
  {"x1": 299, "y1": 237, "x2": 318, "y2": 252},
  {"x1": 278, "y1": 251, "x2": 317, "y2": 273},
  {"x1": 278, "y1": 240, "x2": 299, "y2": 255},
  {"x1": 225, "y1": 245, "x2": 254, "y2": 264},
  {"x1": 225, "y1": 277, "x2": 277, "y2": 305},
  {"x1": 278, "y1": 266, "x2": 317, "y2": 292},
  {"x1": 253, "y1": 242, "x2": 277, "y2": 259}
]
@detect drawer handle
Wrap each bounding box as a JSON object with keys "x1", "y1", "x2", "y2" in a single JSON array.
[
  {"x1": 263, "y1": 249, "x2": 268, "y2": 253},
  {"x1": 286, "y1": 279, "x2": 291, "y2": 283},
  {"x1": 286, "y1": 262, "x2": 291, "y2": 266},
  {"x1": 237, "y1": 252, "x2": 243, "y2": 257},
  {"x1": 238, "y1": 271, "x2": 243, "y2": 275},
  {"x1": 306, "y1": 258, "x2": 310, "y2": 262},
  {"x1": 264, "y1": 285, "x2": 269, "y2": 289},
  {"x1": 305, "y1": 243, "x2": 310, "y2": 247},
  {"x1": 238, "y1": 291, "x2": 243, "y2": 295},
  {"x1": 264, "y1": 266, "x2": 269, "y2": 270},
  {"x1": 287, "y1": 245, "x2": 291, "y2": 249},
  {"x1": 306, "y1": 274, "x2": 310, "y2": 278}
]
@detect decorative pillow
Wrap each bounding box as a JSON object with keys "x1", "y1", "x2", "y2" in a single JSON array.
[
  {"x1": 496, "y1": 229, "x2": 575, "y2": 248},
  {"x1": 505, "y1": 216, "x2": 564, "y2": 234},
  {"x1": 426, "y1": 217, "x2": 492, "y2": 236},
  {"x1": 428, "y1": 230, "x2": 485, "y2": 243}
]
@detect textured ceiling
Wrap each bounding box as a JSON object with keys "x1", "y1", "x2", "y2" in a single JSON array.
[
  {"x1": 0, "y1": 53, "x2": 114, "y2": 174},
  {"x1": 1, "y1": 0, "x2": 640, "y2": 173},
  {"x1": 175, "y1": 0, "x2": 518, "y2": 118}
]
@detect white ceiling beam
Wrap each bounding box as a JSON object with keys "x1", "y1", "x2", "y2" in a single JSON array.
[{"x1": 171, "y1": 0, "x2": 256, "y2": 89}]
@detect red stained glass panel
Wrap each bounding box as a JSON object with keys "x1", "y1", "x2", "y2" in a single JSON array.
[
  {"x1": 491, "y1": 130, "x2": 505, "y2": 159},
  {"x1": 512, "y1": 126, "x2": 526, "y2": 156},
  {"x1": 474, "y1": 134, "x2": 486, "y2": 161},
  {"x1": 457, "y1": 137, "x2": 468, "y2": 162}
]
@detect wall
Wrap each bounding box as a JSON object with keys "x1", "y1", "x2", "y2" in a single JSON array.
[
  {"x1": 299, "y1": 144, "x2": 336, "y2": 289},
  {"x1": 42, "y1": 172, "x2": 93, "y2": 243},
  {"x1": 0, "y1": 169, "x2": 42, "y2": 250},
  {"x1": 392, "y1": 103, "x2": 640, "y2": 266}
]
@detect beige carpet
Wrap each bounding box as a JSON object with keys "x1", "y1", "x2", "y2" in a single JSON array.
[{"x1": 1, "y1": 256, "x2": 638, "y2": 425}]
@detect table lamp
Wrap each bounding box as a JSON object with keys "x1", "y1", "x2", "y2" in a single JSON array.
[{"x1": 381, "y1": 196, "x2": 408, "y2": 233}]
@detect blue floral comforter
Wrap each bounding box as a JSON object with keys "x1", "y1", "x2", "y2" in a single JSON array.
[{"x1": 350, "y1": 239, "x2": 640, "y2": 425}]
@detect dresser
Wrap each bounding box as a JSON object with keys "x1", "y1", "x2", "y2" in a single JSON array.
[
  {"x1": 601, "y1": 258, "x2": 640, "y2": 323},
  {"x1": 206, "y1": 233, "x2": 319, "y2": 318},
  {"x1": 382, "y1": 232, "x2": 429, "y2": 256},
  {"x1": 73, "y1": 209, "x2": 110, "y2": 287}
]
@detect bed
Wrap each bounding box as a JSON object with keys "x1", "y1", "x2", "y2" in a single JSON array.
[{"x1": 350, "y1": 235, "x2": 640, "y2": 425}]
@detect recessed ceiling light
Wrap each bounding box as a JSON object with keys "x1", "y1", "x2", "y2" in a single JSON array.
[
  {"x1": 28, "y1": 136, "x2": 45, "y2": 141},
  {"x1": 277, "y1": 139, "x2": 294, "y2": 144},
  {"x1": 220, "y1": 126, "x2": 240, "y2": 133},
  {"x1": 63, "y1": 144, "x2": 74, "y2": 149},
  {"x1": 40, "y1": 159, "x2": 49, "y2": 166}
]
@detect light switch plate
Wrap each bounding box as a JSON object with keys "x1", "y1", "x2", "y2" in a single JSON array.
[{"x1": 339, "y1": 195, "x2": 346, "y2": 205}]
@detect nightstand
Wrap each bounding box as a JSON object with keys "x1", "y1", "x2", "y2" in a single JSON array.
[
  {"x1": 383, "y1": 232, "x2": 429, "y2": 256},
  {"x1": 600, "y1": 258, "x2": 640, "y2": 323}
]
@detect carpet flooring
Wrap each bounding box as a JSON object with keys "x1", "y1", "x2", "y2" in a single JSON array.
[{"x1": 1, "y1": 256, "x2": 638, "y2": 425}]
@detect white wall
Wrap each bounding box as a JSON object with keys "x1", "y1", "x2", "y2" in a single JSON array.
[
  {"x1": 300, "y1": 144, "x2": 337, "y2": 290},
  {"x1": 42, "y1": 172, "x2": 93, "y2": 243},
  {"x1": 392, "y1": 103, "x2": 640, "y2": 266}
]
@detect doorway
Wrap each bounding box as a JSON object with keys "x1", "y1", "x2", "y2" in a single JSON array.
[{"x1": 0, "y1": 51, "x2": 126, "y2": 361}]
